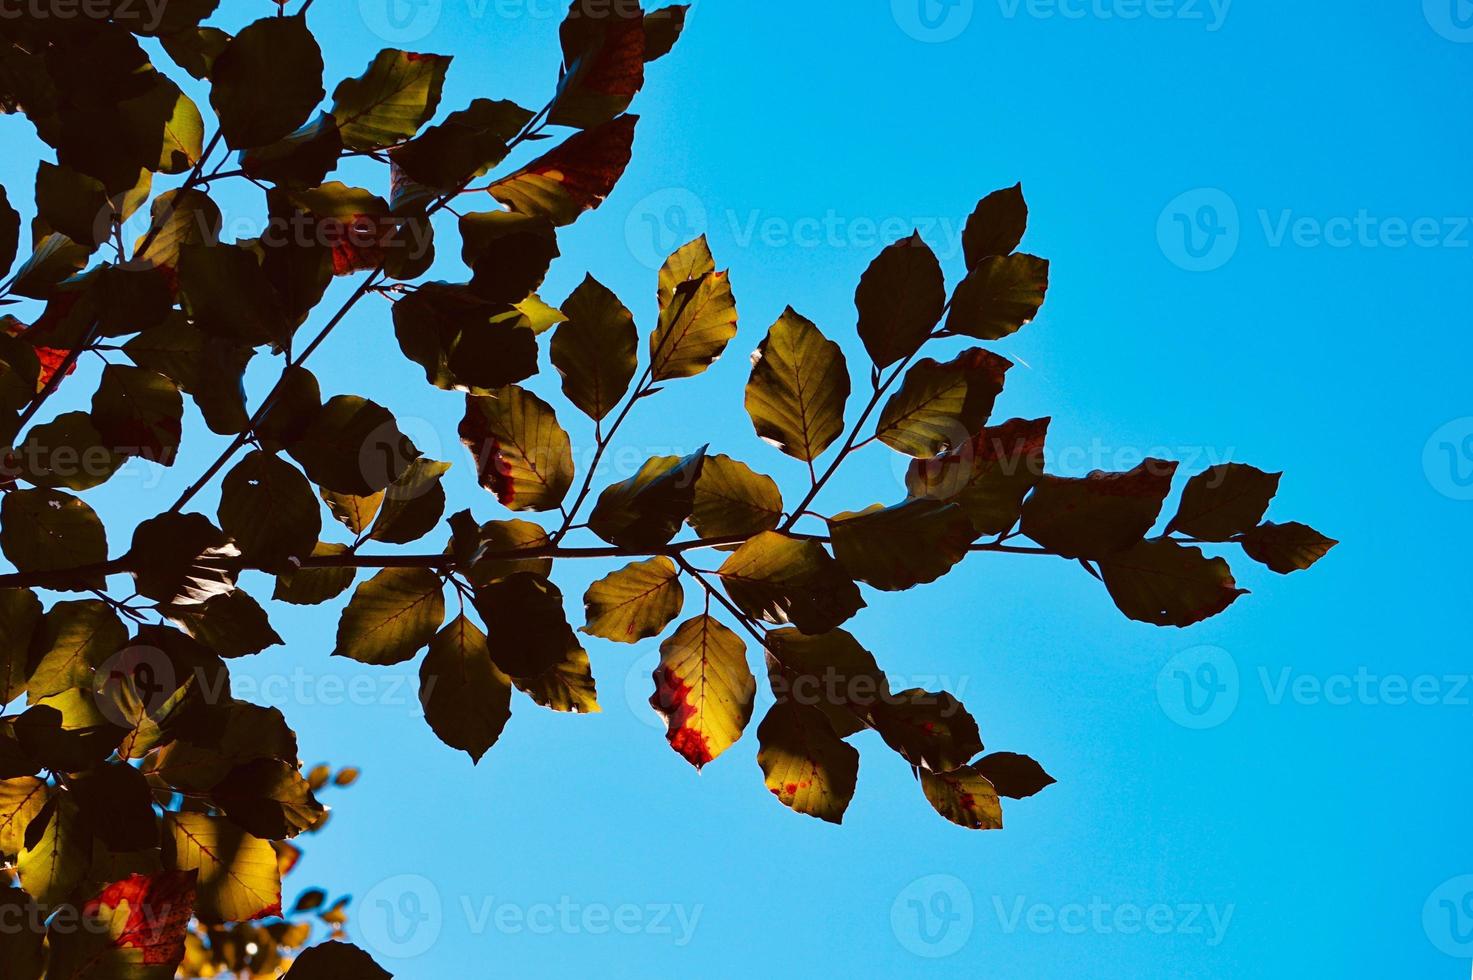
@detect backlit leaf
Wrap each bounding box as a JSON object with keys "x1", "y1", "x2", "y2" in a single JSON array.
[
  {"x1": 550, "y1": 1, "x2": 646, "y2": 128},
  {"x1": 26, "y1": 600, "x2": 128, "y2": 702},
  {"x1": 290, "y1": 395, "x2": 420, "y2": 496},
  {"x1": 489, "y1": 115, "x2": 637, "y2": 226},
  {"x1": 210, "y1": 758, "x2": 324, "y2": 840},
  {"x1": 906, "y1": 416, "x2": 1050, "y2": 535},
  {"x1": 164, "y1": 590, "x2": 283, "y2": 659},
  {"x1": 273, "y1": 542, "x2": 357, "y2": 606},
  {"x1": 331, "y1": 49, "x2": 451, "y2": 151},
  {"x1": 689, "y1": 454, "x2": 783, "y2": 543},
  {"x1": 767, "y1": 627, "x2": 888, "y2": 738},
  {"x1": 651, "y1": 615, "x2": 754, "y2": 770},
  {"x1": 587, "y1": 449, "x2": 706, "y2": 549},
  {"x1": 210, "y1": 15, "x2": 325, "y2": 150},
  {"x1": 513, "y1": 646, "x2": 601, "y2": 715},
  {"x1": 744, "y1": 308, "x2": 849, "y2": 462},
  {"x1": 0, "y1": 777, "x2": 48, "y2": 855},
  {"x1": 420, "y1": 615, "x2": 512, "y2": 764},
  {"x1": 877, "y1": 348, "x2": 1011, "y2": 457},
  {"x1": 1239, "y1": 521, "x2": 1338, "y2": 574},
  {"x1": 920, "y1": 765, "x2": 1004, "y2": 830},
  {"x1": 90, "y1": 364, "x2": 183, "y2": 464},
  {"x1": 333, "y1": 567, "x2": 445, "y2": 666},
  {"x1": 164, "y1": 811, "x2": 281, "y2": 924},
  {"x1": 756, "y1": 700, "x2": 858, "y2": 824},
  {"x1": 717, "y1": 532, "x2": 864, "y2": 635},
  {"x1": 459, "y1": 387, "x2": 574, "y2": 512},
  {"x1": 391, "y1": 98, "x2": 535, "y2": 191},
  {"x1": 18, "y1": 791, "x2": 90, "y2": 908},
  {"x1": 1098, "y1": 539, "x2": 1247, "y2": 627},
  {"x1": 649, "y1": 267, "x2": 738, "y2": 382},
  {"x1": 240, "y1": 112, "x2": 343, "y2": 189},
  {"x1": 0, "y1": 589, "x2": 42, "y2": 705},
  {"x1": 945, "y1": 253, "x2": 1049, "y2": 340},
  {"x1": 1168, "y1": 464, "x2": 1282, "y2": 541},
  {"x1": 369, "y1": 459, "x2": 450, "y2": 545},
  {"x1": 855, "y1": 233, "x2": 945, "y2": 369},
  {"x1": 582, "y1": 557, "x2": 684, "y2": 644},
  {"x1": 127, "y1": 512, "x2": 239, "y2": 607},
  {"x1": 828, "y1": 499, "x2": 977, "y2": 591},
  {"x1": 1021, "y1": 459, "x2": 1178, "y2": 560},
  {"x1": 463, "y1": 519, "x2": 555, "y2": 587},
  {"x1": 871, "y1": 689, "x2": 984, "y2": 773},
  {"x1": 47, "y1": 870, "x2": 196, "y2": 978},
  {"x1": 551, "y1": 274, "x2": 638, "y2": 421}
]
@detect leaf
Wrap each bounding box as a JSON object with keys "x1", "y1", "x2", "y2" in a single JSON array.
[
  {"x1": 392, "y1": 282, "x2": 540, "y2": 393},
  {"x1": 1020, "y1": 459, "x2": 1179, "y2": 560},
  {"x1": 459, "y1": 387, "x2": 574, "y2": 512},
  {"x1": 962, "y1": 183, "x2": 1028, "y2": 268},
  {"x1": 369, "y1": 458, "x2": 450, "y2": 545},
  {"x1": 132, "y1": 188, "x2": 221, "y2": 278},
  {"x1": 18, "y1": 792, "x2": 90, "y2": 908},
  {"x1": 285, "y1": 183, "x2": 400, "y2": 278},
  {"x1": 0, "y1": 888, "x2": 44, "y2": 979},
  {"x1": 26, "y1": 600, "x2": 127, "y2": 703},
  {"x1": 582, "y1": 557, "x2": 684, "y2": 644},
  {"x1": 828, "y1": 499, "x2": 977, "y2": 591},
  {"x1": 0, "y1": 184, "x2": 19, "y2": 279},
  {"x1": 127, "y1": 512, "x2": 239, "y2": 607},
  {"x1": 391, "y1": 98, "x2": 535, "y2": 191},
  {"x1": 489, "y1": 114, "x2": 638, "y2": 226},
  {"x1": 587, "y1": 449, "x2": 707, "y2": 549},
  {"x1": 717, "y1": 532, "x2": 865, "y2": 635},
  {"x1": 1239, "y1": 521, "x2": 1338, "y2": 574},
  {"x1": 160, "y1": 24, "x2": 231, "y2": 80},
  {"x1": 689, "y1": 454, "x2": 783, "y2": 543},
  {"x1": 331, "y1": 49, "x2": 451, "y2": 151},
  {"x1": 240, "y1": 112, "x2": 344, "y2": 189},
  {"x1": 472, "y1": 573, "x2": 582, "y2": 680},
  {"x1": 209, "y1": 15, "x2": 325, "y2": 149},
  {"x1": 70, "y1": 762, "x2": 157, "y2": 851},
  {"x1": 551, "y1": 274, "x2": 638, "y2": 421},
  {"x1": 90, "y1": 364, "x2": 184, "y2": 464},
  {"x1": 644, "y1": 5, "x2": 691, "y2": 61},
  {"x1": 283, "y1": 942, "x2": 392, "y2": 979},
  {"x1": 333, "y1": 568, "x2": 445, "y2": 666},
  {"x1": 1098, "y1": 539, "x2": 1248, "y2": 627},
  {"x1": 870, "y1": 690, "x2": 985, "y2": 773},
  {"x1": 744, "y1": 308, "x2": 849, "y2": 462},
  {"x1": 854, "y1": 233, "x2": 946, "y2": 369},
  {"x1": 549, "y1": 1, "x2": 647, "y2": 128},
  {"x1": 945, "y1": 254, "x2": 1050, "y2": 340},
  {"x1": 906, "y1": 416, "x2": 1050, "y2": 535},
  {"x1": 649, "y1": 269, "x2": 739, "y2": 382},
  {"x1": 164, "y1": 812, "x2": 281, "y2": 924},
  {"x1": 0, "y1": 489, "x2": 108, "y2": 589},
  {"x1": 1168, "y1": 464, "x2": 1282, "y2": 541},
  {"x1": 165, "y1": 590, "x2": 283, "y2": 659},
  {"x1": 756, "y1": 700, "x2": 858, "y2": 824},
  {"x1": 658, "y1": 235, "x2": 715, "y2": 309},
  {"x1": 651, "y1": 615, "x2": 754, "y2": 770},
  {"x1": 218, "y1": 451, "x2": 322, "y2": 573},
  {"x1": 458, "y1": 210, "x2": 559, "y2": 304},
  {"x1": 463, "y1": 519, "x2": 555, "y2": 587},
  {"x1": 147, "y1": 699, "x2": 298, "y2": 793},
  {"x1": 876, "y1": 348, "x2": 1011, "y2": 457},
  {"x1": 210, "y1": 758, "x2": 324, "y2": 840},
  {"x1": 177, "y1": 242, "x2": 291, "y2": 348},
  {"x1": 35, "y1": 162, "x2": 110, "y2": 249},
  {"x1": 513, "y1": 646, "x2": 601, "y2": 715},
  {"x1": 47, "y1": 871, "x2": 197, "y2": 978},
  {"x1": 0, "y1": 589, "x2": 42, "y2": 705},
  {"x1": 14, "y1": 693, "x2": 126, "y2": 773},
  {"x1": 766, "y1": 627, "x2": 890, "y2": 738},
  {"x1": 974, "y1": 752, "x2": 1056, "y2": 799},
  {"x1": 273, "y1": 542, "x2": 357, "y2": 606},
  {"x1": 920, "y1": 766, "x2": 1004, "y2": 830},
  {"x1": 289, "y1": 395, "x2": 420, "y2": 496},
  {"x1": 11, "y1": 411, "x2": 126, "y2": 491},
  {"x1": 0, "y1": 777, "x2": 48, "y2": 855},
  {"x1": 420, "y1": 615, "x2": 512, "y2": 764},
  {"x1": 320, "y1": 488, "x2": 383, "y2": 536}
]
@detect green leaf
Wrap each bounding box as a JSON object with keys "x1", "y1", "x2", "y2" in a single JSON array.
[
  {"x1": 551, "y1": 274, "x2": 638, "y2": 421},
  {"x1": 240, "y1": 113, "x2": 344, "y2": 189},
  {"x1": 855, "y1": 233, "x2": 946, "y2": 369},
  {"x1": 828, "y1": 499, "x2": 977, "y2": 591},
  {"x1": 587, "y1": 449, "x2": 706, "y2": 549},
  {"x1": 1168, "y1": 464, "x2": 1282, "y2": 541},
  {"x1": 160, "y1": 25, "x2": 231, "y2": 80},
  {"x1": 90, "y1": 364, "x2": 183, "y2": 465},
  {"x1": 331, "y1": 49, "x2": 451, "y2": 151},
  {"x1": 164, "y1": 811, "x2": 282, "y2": 923},
  {"x1": 744, "y1": 308, "x2": 849, "y2": 462},
  {"x1": 906, "y1": 416, "x2": 1050, "y2": 535},
  {"x1": 870, "y1": 689, "x2": 984, "y2": 772},
  {"x1": 582, "y1": 557, "x2": 684, "y2": 644},
  {"x1": 513, "y1": 646, "x2": 601, "y2": 715},
  {"x1": 463, "y1": 519, "x2": 554, "y2": 587},
  {"x1": 132, "y1": 188, "x2": 221, "y2": 277},
  {"x1": 35, "y1": 162, "x2": 110, "y2": 249},
  {"x1": 549, "y1": 3, "x2": 646, "y2": 128},
  {"x1": 689, "y1": 454, "x2": 783, "y2": 543},
  {"x1": 472, "y1": 573, "x2": 582, "y2": 680},
  {"x1": 1021, "y1": 459, "x2": 1178, "y2": 560},
  {"x1": 12, "y1": 412, "x2": 126, "y2": 491},
  {"x1": 974, "y1": 752, "x2": 1056, "y2": 799},
  {"x1": 273, "y1": 542, "x2": 357, "y2": 606},
  {"x1": 391, "y1": 98, "x2": 534, "y2": 191},
  {"x1": 0, "y1": 490, "x2": 108, "y2": 590},
  {"x1": 717, "y1": 532, "x2": 865, "y2": 635},
  {"x1": 164, "y1": 590, "x2": 283, "y2": 658},
  {"x1": 1098, "y1": 539, "x2": 1247, "y2": 627},
  {"x1": 333, "y1": 567, "x2": 445, "y2": 666},
  {"x1": 178, "y1": 242, "x2": 292, "y2": 348},
  {"x1": 8, "y1": 232, "x2": 89, "y2": 300},
  {"x1": 945, "y1": 253, "x2": 1050, "y2": 340},
  {"x1": 392, "y1": 282, "x2": 540, "y2": 393},
  {"x1": 369, "y1": 459, "x2": 450, "y2": 545},
  {"x1": 876, "y1": 348, "x2": 1011, "y2": 457},
  {"x1": 649, "y1": 268, "x2": 738, "y2": 382},
  {"x1": 283, "y1": 942, "x2": 391, "y2": 979},
  {"x1": 25, "y1": 600, "x2": 128, "y2": 703},
  {"x1": 218, "y1": 451, "x2": 322, "y2": 573},
  {"x1": 0, "y1": 589, "x2": 41, "y2": 705},
  {"x1": 320, "y1": 487, "x2": 383, "y2": 536},
  {"x1": 420, "y1": 615, "x2": 512, "y2": 764},
  {"x1": 962, "y1": 183, "x2": 1028, "y2": 268},
  {"x1": 756, "y1": 700, "x2": 858, "y2": 824},
  {"x1": 211, "y1": 757, "x2": 324, "y2": 840},
  {"x1": 210, "y1": 15, "x2": 325, "y2": 150},
  {"x1": 1239, "y1": 521, "x2": 1338, "y2": 574},
  {"x1": 920, "y1": 765, "x2": 1004, "y2": 830},
  {"x1": 458, "y1": 210, "x2": 559, "y2": 304},
  {"x1": 0, "y1": 776, "x2": 48, "y2": 855},
  {"x1": 290, "y1": 395, "x2": 420, "y2": 496},
  {"x1": 489, "y1": 115, "x2": 638, "y2": 226},
  {"x1": 17, "y1": 792, "x2": 90, "y2": 908},
  {"x1": 658, "y1": 235, "x2": 715, "y2": 310},
  {"x1": 651, "y1": 615, "x2": 754, "y2": 770},
  {"x1": 766, "y1": 627, "x2": 888, "y2": 738},
  {"x1": 127, "y1": 512, "x2": 238, "y2": 607},
  {"x1": 458, "y1": 387, "x2": 574, "y2": 512}
]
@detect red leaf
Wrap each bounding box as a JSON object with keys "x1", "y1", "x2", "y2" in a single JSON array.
[{"x1": 84, "y1": 871, "x2": 198, "y2": 967}]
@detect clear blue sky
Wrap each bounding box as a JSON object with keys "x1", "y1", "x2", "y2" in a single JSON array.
[{"x1": 3, "y1": 1, "x2": 1471, "y2": 976}]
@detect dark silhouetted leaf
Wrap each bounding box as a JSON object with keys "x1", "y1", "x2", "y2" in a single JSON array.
[
  {"x1": 767, "y1": 627, "x2": 889, "y2": 738},
  {"x1": 420, "y1": 615, "x2": 512, "y2": 764},
  {"x1": 0, "y1": 589, "x2": 41, "y2": 705},
  {"x1": 1021, "y1": 459, "x2": 1178, "y2": 560},
  {"x1": 1239, "y1": 521, "x2": 1338, "y2": 574},
  {"x1": 240, "y1": 112, "x2": 344, "y2": 189},
  {"x1": 219, "y1": 451, "x2": 322, "y2": 573},
  {"x1": 489, "y1": 115, "x2": 637, "y2": 226},
  {"x1": 458, "y1": 210, "x2": 559, "y2": 304},
  {"x1": 165, "y1": 589, "x2": 283, "y2": 658},
  {"x1": 962, "y1": 183, "x2": 1027, "y2": 268},
  {"x1": 128, "y1": 512, "x2": 239, "y2": 606},
  {"x1": 290, "y1": 395, "x2": 420, "y2": 496},
  {"x1": 718, "y1": 532, "x2": 864, "y2": 635},
  {"x1": 551, "y1": 274, "x2": 638, "y2": 421},
  {"x1": 945, "y1": 253, "x2": 1049, "y2": 340},
  {"x1": 178, "y1": 242, "x2": 291, "y2": 348},
  {"x1": 828, "y1": 499, "x2": 977, "y2": 591},
  {"x1": 513, "y1": 646, "x2": 601, "y2": 715},
  {"x1": 392, "y1": 282, "x2": 540, "y2": 393},
  {"x1": 1098, "y1": 539, "x2": 1247, "y2": 627},
  {"x1": 71, "y1": 761, "x2": 156, "y2": 851},
  {"x1": 587, "y1": 449, "x2": 706, "y2": 549},
  {"x1": 550, "y1": 1, "x2": 646, "y2": 128},
  {"x1": 392, "y1": 98, "x2": 534, "y2": 191},
  {"x1": 907, "y1": 416, "x2": 1050, "y2": 535},
  {"x1": 744, "y1": 308, "x2": 849, "y2": 462},
  {"x1": 877, "y1": 348, "x2": 1011, "y2": 457},
  {"x1": 1169, "y1": 463, "x2": 1282, "y2": 541},
  {"x1": 11, "y1": 412, "x2": 126, "y2": 491},
  {"x1": 211, "y1": 757, "x2": 324, "y2": 840},
  {"x1": 0, "y1": 489, "x2": 107, "y2": 589},
  {"x1": 210, "y1": 15, "x2": 324, "y2": 149},
  {"x1": 871, "y1": 690, "x2": 984, "y2": 773},
  {"x1": 90, "y1": 364, "x2": 183, "y2": 464},
  {"x1": 974, "y1": 751, "x2": 1055, "y2": 799},
  {"x1": 651, "y1": 615, "x2": 753, "y2": 770},
  {"x1": 283, "y1": 942, "x2": 391, "y2": 979},
  {"x1": 472, "y1": 572, "x2": 581, "y2": 680},
  {"x1": 370, "y1": 459, "x2": 450, "y2": 545},
  {"x1": 855, "y1": 233, "x2": 945, "y2": 369}
]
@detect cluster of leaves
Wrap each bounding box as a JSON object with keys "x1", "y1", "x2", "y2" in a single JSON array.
[{"x1": 0, "y1": 1, "x2": 1335, "y2": 977}]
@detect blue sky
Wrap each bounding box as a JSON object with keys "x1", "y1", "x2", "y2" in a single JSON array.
[{"x1": 3, "y1": 1, "x2": 1472, "y2": 976}]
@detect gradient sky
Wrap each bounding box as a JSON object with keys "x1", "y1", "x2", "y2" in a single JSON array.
[{"x1": 3, "y1": 1, "x2": 1471, "y2": 976}]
